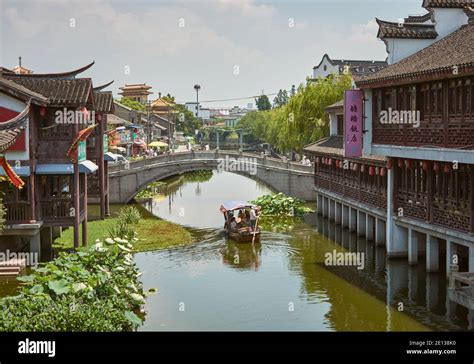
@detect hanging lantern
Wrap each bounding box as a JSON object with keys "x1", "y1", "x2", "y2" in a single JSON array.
[
  {"x1": 386, "y1": 158, "x2": 393, "y2": 170},
  {"x1": 375, "y1": 167, "x2": 380, "y2": 176},
  {"x1": 444, "y1": 163, "x2": 451, "y2": 173},
  {"x1": 361, "y1": 164, "x2": 366, "y2": 173},
  {"x1": 380, "y1": 167, "x2": 387, "y2": 177},
  {"x1": 397, "y1": 159, "x2": 404, "y2": 168},
  {"x1": 433, "y1": 162, "x2": 439, "y2": 172},
  {"x1": 97, "y1": 114, "x2": 102, "y2": 121},
  {"x1": 328, "y1": 158, "x2": 333, "y2": 166},
  {"x1": 39, "y1": 106, "x2": 46, "y2": 117},
  {"x1": 316, "y1": 157, "x2": 320, "y2": 164},
  {"x1": 422, "y1": 161, "x2": 429, "y2": 171},
  {"x1": 369, "y1": 166, "x2": 375, "y2": 176},
  {"x1": 353, "y1": 163, "x2": 359, "y2": 172},
  {"x1": 405, "y1": 159, "x2": 413, "y2": 169}
]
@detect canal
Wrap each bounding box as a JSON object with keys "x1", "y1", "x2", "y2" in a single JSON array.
[{"x1": 136, "y1": 170, "x2": 470, "y2": 331}]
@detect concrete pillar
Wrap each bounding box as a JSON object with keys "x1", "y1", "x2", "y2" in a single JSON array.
[
  {"x1": 335, "y1": 202, "x2": 342, "y2": 225},
  {"x1": 375, "y1": 218, "x2": 385, "y2": 246},
  {"x1": 386, "y1": 167, "x2": 394, "y2": 251},
  {"x1": 426, "y1": 235, "x2": 439, "y2": 273},
  {"x1": 317, "y1": 194, "x2": 323, "y2": 215},
  {"x1": 366, "y1": 215, "x2": 375, "y2": 241},
  {"x1": 446, "y1": 241, "x2": 458, "y2": 277},
  {"x1": 342, "y1": 205, "x2": 349, "y2": 228},
  {"x1": 349, "y1": 208, "x2": 357, "y2": 232},
  {"x1": 357, "y1": 211, "x2": 366, "y2": 237},
  {"x1": 387, "y1": 223, "x2": 408, "y2": 259},
  {"x1": 29, "y1": 232, "x2": 41, "y2": 263},
  {"x1": 40, "y1": 227, "x2": 53, "y2": 251},
  {"x1": 328, "y1": 199, "x2": 335, "y2": 221},
  {"x1": 323, "y1": 197, "x2": 329, "y2": 217},
  {"x1": 470, "y1": 245, "x2": 474, "y2": 273},
  {"x1": 408, "y1": 229, "x2": 422, "y2": 265}
]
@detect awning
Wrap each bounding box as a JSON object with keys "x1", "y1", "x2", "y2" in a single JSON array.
[
  {"x1": 0, "y1": 166, "x2": 30, "y2": 177},
  {"x1": 148, "y1": 141, "x2": 168, "y2": 148},
  {"x1": 104, "y1": 152, "x2": 118, "y2": 161},
  {"x1": 79, "y1": 160, "x2": 98, "y2": 174},
  {"x1": 36, "y1": 164, "x2": 74, "y2": 175},
  {"x1": 36, "y1": 160, "x2": 98, "y2": 175}
]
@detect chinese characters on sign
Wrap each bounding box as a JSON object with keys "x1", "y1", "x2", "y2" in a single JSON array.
[{"x1": 344, "y1": 90, "x2": 364, "y2": 158}]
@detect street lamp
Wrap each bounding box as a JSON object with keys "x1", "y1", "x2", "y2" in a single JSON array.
[{"x1": 193, "y1": 84, "x2": 201, "y2": 120}]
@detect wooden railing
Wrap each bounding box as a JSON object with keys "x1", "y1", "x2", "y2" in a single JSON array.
[{"x1": 4, "y1": 202, "x2": 32, "y2": 223}]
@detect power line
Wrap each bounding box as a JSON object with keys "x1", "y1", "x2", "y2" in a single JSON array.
[{"x1": 179, "y1": 89, "x2": 292, "y2": 104}]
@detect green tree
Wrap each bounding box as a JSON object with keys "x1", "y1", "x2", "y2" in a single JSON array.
[
  {"x1": 116, "y1": 97, "x2": 146, "y2": 111},
  {"x1": 255, "y1": 95, "x2": 272, "y2": 111},
  {"x1": 273, "y1": 89, "x2": 289, "y2": 108},
  {"x1": 162, "y1": 94, "x2": 175, "y2": 103},
  {"x1": 174, "y1": 104, "x2": 201, "y2": 136}
]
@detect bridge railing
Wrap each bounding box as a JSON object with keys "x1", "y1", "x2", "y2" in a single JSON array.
[{"x1": 108, "y1": 150, "x2": 313, "y2": 174}]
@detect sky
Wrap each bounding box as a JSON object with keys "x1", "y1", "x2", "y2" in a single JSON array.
[{"x1": 1, "y1": 0, "x2": 424, "y2": 108}]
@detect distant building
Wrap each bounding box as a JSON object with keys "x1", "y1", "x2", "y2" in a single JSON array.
[
  {"x1": 118, "y1": 83, "x2": 153, "y2": 104},
  {"x1": 185, "y1": 102, "x2": 210, "y2": 122},
  {"x1": 312, "y1": 54, "x2": 387, "y2": 80}
]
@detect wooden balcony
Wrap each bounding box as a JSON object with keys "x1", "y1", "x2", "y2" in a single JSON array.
[{"x1": 4, "y1": 202, "x2": 32, "y2": 224}]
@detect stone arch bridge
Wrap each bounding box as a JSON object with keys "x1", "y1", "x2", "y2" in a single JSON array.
[{"x1": 108, "y1": 151, "x2": 315, "y2": 203}]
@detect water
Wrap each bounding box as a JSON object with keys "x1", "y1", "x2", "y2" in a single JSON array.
[{"x1": 137, "y1": 170, "x2": 470, "y2": 331}]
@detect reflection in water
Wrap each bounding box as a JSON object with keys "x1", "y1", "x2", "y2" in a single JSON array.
[{"x1": 135, "y1": 170, "x2": 471, "y2": 331}]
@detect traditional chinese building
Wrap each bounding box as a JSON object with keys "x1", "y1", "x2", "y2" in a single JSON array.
[
  {"x1": 305, "y1": 0, "x2": 474, "y2": 277},
  {"x1": 0, "y1": 61, "x2": 115, "y2": 258},
  {"x1": 118, "y1": 83, "x2": 153, "y2": 104}
]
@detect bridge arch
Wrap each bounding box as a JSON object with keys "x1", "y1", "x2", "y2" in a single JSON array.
[{"x1": 108, "y1": 151, "x2": 315, "y2": 204}]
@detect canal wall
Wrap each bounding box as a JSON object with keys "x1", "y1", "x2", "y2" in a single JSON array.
[{"x1": 107, "y1": 151, "x2": 315, "y2": 204}]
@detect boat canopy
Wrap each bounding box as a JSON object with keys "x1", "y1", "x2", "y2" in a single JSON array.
[{"x1": 220, "y1": 201, "x2": 257, "y2": 213}]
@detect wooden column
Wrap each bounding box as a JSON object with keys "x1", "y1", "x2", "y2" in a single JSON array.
[
  {"x1": 105, "y1": 161, "x2": 110, "y2": 216},
  {"x1": 470, "y1": 165, "x2": 474, "y2": 233},
  {"x1": 82, "y1": 172, "x2": 88, "y2": 246},
  {"x1": 29, "y1": 107, "x2": 37, "y2": 222},
  {"x1": 73, "y1": 123, "x2": 80, "y2": 248},
  {"x1": 98, "y1": 115, "x2": 105, "y2": 219},
  {"x1": 427, "y1": 161, "x2": 433, "y2": 223}
]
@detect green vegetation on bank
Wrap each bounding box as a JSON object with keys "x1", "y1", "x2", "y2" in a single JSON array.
[
  {"x1": 0, "y1": 236, "x2": 150, "y2": 331},
  {"x1": 53, "y1": 206, "x2": 194, "y2": 253},
  {"x1": 251, "y1": 193, "x2": 313, "y2": 216},
  {"x1": 239, "y1": 74, "x2": 352, "y2": 154}
]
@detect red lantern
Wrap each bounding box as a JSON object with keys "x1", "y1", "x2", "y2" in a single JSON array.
[
  {"x1": 405, "y1": 159, "x2": 413, "y2": 169},
  {"x1": 397, "y1": 159, "x2": 404, "y2": 168},
  {"x1": 422, "y1": 161, "x2": 429, "y2": 171},
  {"x1": 433, "y1": 162, "x2": 439, "y2": 172},
  {"x1": 386, "y1": 158, "x2": 393, "y2": 170},
  {"x1": 369, "y1": 166, "x2": 375, "y2": 176},
  {"x1": 380, "y1": 167, "x2": 386, "y2": 177},
  {"x1": 444, "y1": 163, "x2": 451, "y2": 173},
  {"x1": 328, "y1": 158, "x2": 333, "y2": 166},
  {"x1": 361, "y1": 164, "x2": 366, "y2": 173},
  {"x1": 39, "y1": 107, "x2": 46, "y2": 117},
  {"x1": 353, "y1": 163, "x2": 359, "y2": 172}
]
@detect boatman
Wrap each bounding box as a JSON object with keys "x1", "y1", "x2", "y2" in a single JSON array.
[{"x1": 249, "y1": 207, "x2": 260, "y2": 231}]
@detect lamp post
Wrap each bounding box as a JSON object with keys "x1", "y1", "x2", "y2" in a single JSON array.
[{"x1": 194, "y1": 84, "x2": 201, "y2": 120}]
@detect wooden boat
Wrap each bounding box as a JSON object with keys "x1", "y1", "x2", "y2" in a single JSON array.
[{"x1": 220, "y1": 201, "x2": 261, "y2": 243}]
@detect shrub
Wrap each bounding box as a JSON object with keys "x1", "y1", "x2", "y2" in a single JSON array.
[
  {"x1": 250, "y1": 192, "x2": 313, "y2": 216},
  {"x1": 0, "y1": 236, "x2": 152, "y2": 331}
]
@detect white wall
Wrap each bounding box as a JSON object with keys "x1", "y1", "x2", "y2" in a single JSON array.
[
  {"x1": 313, "y1": 56, "x2": 339, "y2": 79},
  {"x1": 0, "y1": 92, "x2": 29, "y2": 161},
  {"x1": 386, "y1": 38, "x2": 435, "y2": 64},
  {"x1": 363, "y1": 89, "x2": 373, "y2": 156},
  {"x1": 329, "y1": 113, "x2": 338, "y2": 136},
  {"x1": 434, "y1": 8, "x2": 469, "y2": 39}
]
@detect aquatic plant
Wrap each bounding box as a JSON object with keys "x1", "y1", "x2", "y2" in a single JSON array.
[
  {"x1": 250, "y1": 192, "x2": 313, "y2": 216},
  {"x1": 0, "y1": 236, "x2": 153, "y2": 331},
  {"x1": 107, "y1": 206, "x2": 141, "y2": 239}
]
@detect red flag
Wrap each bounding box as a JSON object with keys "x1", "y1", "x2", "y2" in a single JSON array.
[
  {"x1": 67, "y1": 124, "x2": 97, "y2": 162},
  {"x1": 0, "y1": 157, "x2": 24, "y2": 189}
]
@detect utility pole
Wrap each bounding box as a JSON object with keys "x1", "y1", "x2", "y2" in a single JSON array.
[{"x1": 194, "y1": 84, "x2": 201, "y2": 122}]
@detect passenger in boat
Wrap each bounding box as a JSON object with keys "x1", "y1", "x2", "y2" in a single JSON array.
[
  {"x1": 238, "y1": 210, "x2": 248, "y2": 227},
  {"x1": 229, "y1": 217, "x2": 238, "y2": 232}
]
